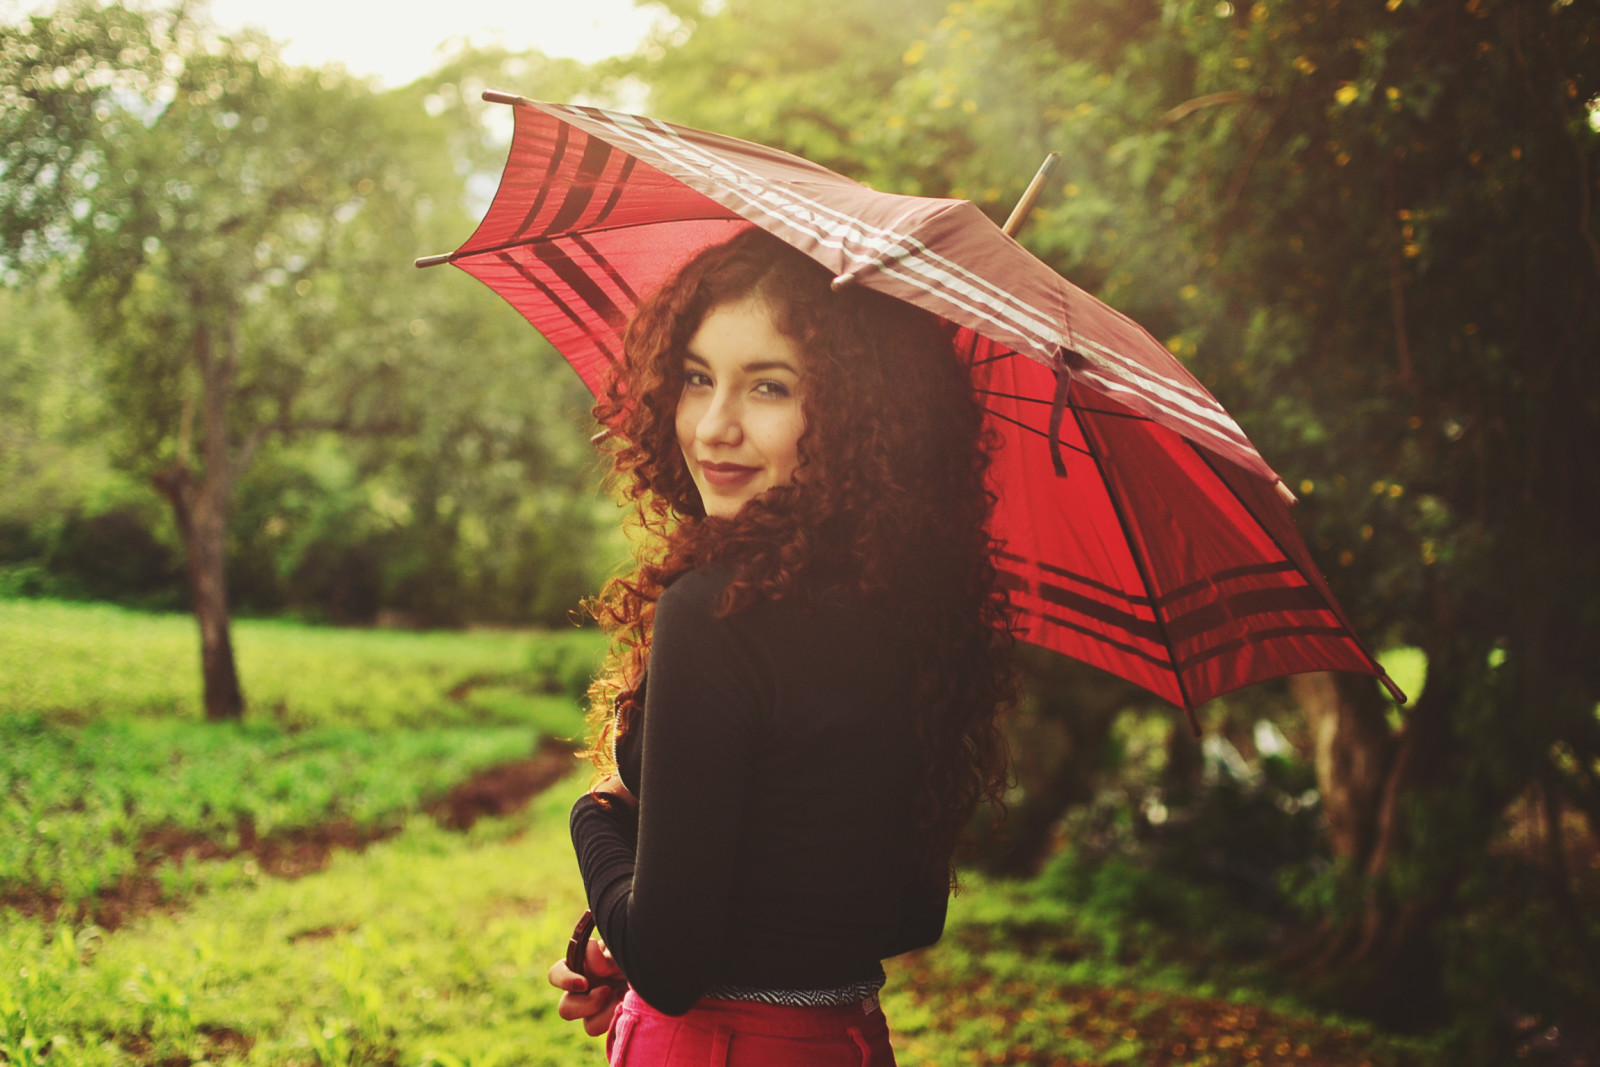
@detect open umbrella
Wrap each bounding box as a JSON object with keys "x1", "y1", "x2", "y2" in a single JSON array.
[{"x1": 418, "y1": 93, "x2": 1404, "y2": 724}]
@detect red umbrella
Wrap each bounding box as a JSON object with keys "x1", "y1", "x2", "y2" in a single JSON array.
[{"x1": 418, "y1": 93, "x2": 1405, "y2": 723}]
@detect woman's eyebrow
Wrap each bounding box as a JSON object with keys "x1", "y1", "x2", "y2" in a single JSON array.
[
  {"x1": 741, "y1": 360, "x2": 801, "y2": 375},
  {"x1": 682, "y1": 352, "x2": 801, "y2": 376}
]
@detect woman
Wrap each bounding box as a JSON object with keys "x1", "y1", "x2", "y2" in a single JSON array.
[{"x1": 548, "y1": 228, "x2": 1014, "y2": 1065}]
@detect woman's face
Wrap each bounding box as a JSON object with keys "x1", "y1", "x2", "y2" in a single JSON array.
[{"x1": 675, "y1": 296, "x2": 807, "y2": 519}]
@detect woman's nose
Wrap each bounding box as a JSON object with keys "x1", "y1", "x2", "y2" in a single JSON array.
[{"x1": 696, "y1": 391, "x2": 742, "y2": 445}]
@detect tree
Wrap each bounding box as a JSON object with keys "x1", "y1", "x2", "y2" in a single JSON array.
[
  {"x1": 5, "y1": 12, "x2": 622, "y2": 650},
  {"x1": 3, "y1": 3, "x2": 487, "y2": 718},
  {"x1": 623, "y1": 0, "x2": 1600, "y2": 1040},
  {"x1": 937, "y1": 1, "x2": 1600, "y2": 1028}
]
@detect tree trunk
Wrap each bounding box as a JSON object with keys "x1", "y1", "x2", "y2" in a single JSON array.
[
  {"x1": 1289, "y1": 620, "x2": 1511, "y2": 1025},
  {"x1": 152, "y1": 317, "x2": 245, "y2": 723},
  {"x1": 1289, "y1": 671, "x2": 1395, "y2": 864},
  {"x1": 189, "y1": 484, "x2": 243, "y2": 722},
  {"x1": 154, "y1": 462, "x2": 245, "y2": 722}
]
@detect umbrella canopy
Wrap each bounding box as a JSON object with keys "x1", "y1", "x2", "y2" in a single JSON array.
[{"x1": 421, "y1": 93, "x2": 1403, "y2": 719}]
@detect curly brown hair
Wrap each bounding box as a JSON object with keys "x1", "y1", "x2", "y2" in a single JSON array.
[{"x1": 584, "y1": 227, "x2": 1014, "y2": 880}]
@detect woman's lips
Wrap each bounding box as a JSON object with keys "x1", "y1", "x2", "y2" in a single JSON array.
[{"x1": 698, "y1": 461, "x2": 760, "y2": 488}]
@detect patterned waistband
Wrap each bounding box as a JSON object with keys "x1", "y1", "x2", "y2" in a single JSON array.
[{"x1": 704, "y1": 971, "x2": 886, "y2": 1010}]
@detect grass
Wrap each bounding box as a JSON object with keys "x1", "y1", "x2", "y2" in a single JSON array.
[
  {"x1": 0, "y1": 599, "x2": 603, "y2": 730},
  {"x1": 1, "y1": 782, "x2": 602, "y2": 1067},
  {"x1": 883, "y1": 871, "x2": 1439, "y2": 1067},
  {"x1": 0, "y1": 598, "x2": 1444, "y2": 1065},
  {"x1": 0, "y1": 805, "x2": 1438, "y2": 1067},
  {"x1": 0, "y1": 716, "x2": 549, "y2": 911},
  {"x1": 0, "y1": 596, "x2": 601, "y2": 922}
]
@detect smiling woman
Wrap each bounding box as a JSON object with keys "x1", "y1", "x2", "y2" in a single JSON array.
[
  {"x1": 675, "y1": 297, "x2": 808, "y2": 519},
  {"x1": 545, "y1": 228, "x2": 1017, "y2": 1065}
]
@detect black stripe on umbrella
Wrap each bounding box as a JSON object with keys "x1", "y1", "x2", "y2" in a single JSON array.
[
  {"x1": 544, "y1": 137, "x2": 617, "y2": 235},
  {"x1": 589, "y1": 155, "x2": 637, "y2": 230},
  {"x1": 512, "y1": 121, "x2": 571, "y2": 241},
  {"x1": 569, "y1": 233, "x2": 642, "y2": 308},
  {"x1": 495, "y1": 251, "x2": 621, "y2": 365},
  {"x1": 532, "y1": 240, "x2": 634, "y2": 333}
]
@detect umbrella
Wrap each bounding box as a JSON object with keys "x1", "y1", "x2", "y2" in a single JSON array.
[{"x1": 417, "y1": 93, "x2": 1404, "y2": 725}]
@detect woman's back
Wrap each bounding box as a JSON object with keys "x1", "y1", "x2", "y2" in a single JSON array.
[{"x1": 577, "y1": 564, "x2": 944, "y2": 1013}]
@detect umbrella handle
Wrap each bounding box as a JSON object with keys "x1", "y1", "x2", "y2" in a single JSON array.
[{"x1": 1003, "y1": 153, "x2": 1062, "y2": 238}]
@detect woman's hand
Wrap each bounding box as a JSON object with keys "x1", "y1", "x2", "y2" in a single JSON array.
[
  {"x1": 548, "y1": 936, "x2": 629, "y2": 1037},
  {"x1": 592, "y1": 774, "x2": 637, "y2": 810}
]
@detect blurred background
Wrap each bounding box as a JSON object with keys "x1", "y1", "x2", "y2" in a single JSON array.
[{"x1": 2, "y1": 0, "x2": 1597, "y2": 1064}]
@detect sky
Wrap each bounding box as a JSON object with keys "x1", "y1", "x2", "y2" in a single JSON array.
[{"x1": 202, "y1": 0, "x2": 667, "y2": 87}]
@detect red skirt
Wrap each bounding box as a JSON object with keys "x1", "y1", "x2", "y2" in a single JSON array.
[{"x1": 607, "y1": 988, "x2": 898, "y2": 1066}]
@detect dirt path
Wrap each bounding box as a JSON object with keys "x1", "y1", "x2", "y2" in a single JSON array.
[{"x1": 5, "y1": 736, "x2": 580, "y2": 930}]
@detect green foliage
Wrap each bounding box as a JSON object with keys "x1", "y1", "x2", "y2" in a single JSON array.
[
  {"x1": 0, "y1": 281, "x2": 181, "y2": 608},
  {"x1": 626, "y1": 0, "x2": 1600, "y2": 1046},
  {"x1": 0, "y1": 1, "x2": 169, "y2": 277},
  {"x1": 1, "y1": 3, "x2": 620, "y2": 629},
  {"x1": 627, "y1": 0, "x2": 946, "y2": 179}
]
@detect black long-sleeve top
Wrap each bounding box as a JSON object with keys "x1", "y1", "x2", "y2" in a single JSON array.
[{"x1": 569, "y1": 565, "x2": 948, "y2": 1016}]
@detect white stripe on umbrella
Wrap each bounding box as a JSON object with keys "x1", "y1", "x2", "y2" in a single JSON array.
[
  {"x1": 582, "y1": 108, "x2": 1079, "y2": 348},
  {"x1": 1074, "y1": 367, "x2": 1254, "y2": 455}
]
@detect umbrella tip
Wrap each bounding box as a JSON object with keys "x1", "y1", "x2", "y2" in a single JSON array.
[
  {"x1": 1274, "y1": 480, "x2": 1298, "y2": 507},
  {"x1": 830, "y1": 271, "x2": 859, "y2": 291},
  {"x1": 1376, "y1": 668, "x2": 1408, "y2": 705}
]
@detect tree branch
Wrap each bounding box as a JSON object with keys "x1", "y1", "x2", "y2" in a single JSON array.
[
  {"x1": 1158, "y1": 90, "x2": 1254, "y2": 126},
  {"x1": 1386, "y1": 164, "x2": 1414, "y2": 387},
  {"x1": 1224, "y1": 95, "x2": 1289, "y2": 213}
]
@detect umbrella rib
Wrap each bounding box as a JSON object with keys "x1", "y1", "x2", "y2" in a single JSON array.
[
  {"x1": 446, "y1": 215, "x2": 752, "y2": 264},
  {"x1": 1071, "y1": 404, "x2": 1199, "y2": 724},
  {"x1": 1186, "y1": 444, "x2": 1407, "y2": 704},
  {"x1": 984, "y1": 409, "x2": 1094, "y2": 457},
  {"x1": 975, "y1": 388, "x2": 1157, "y2": 422},
  {"x1": 1075, "y1": 407, "x2": 1156, "y2": 422},
  {"x1": 969, "y1": 352, "x2": 1014, "y2": 367},
  {"x1": 976, "y1": 388, "x2": 1053, "y2": 406}
]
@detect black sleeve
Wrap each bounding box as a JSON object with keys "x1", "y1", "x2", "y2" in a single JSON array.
[{"x1": 569, "y1": 571, "x2": 767, "y2": 1016}]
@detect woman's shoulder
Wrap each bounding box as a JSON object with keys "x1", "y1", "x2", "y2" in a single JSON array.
[
  {"x1": 655, "y1": 563, "x2": 838, "y2": 650},
  {"x1": 657, "y1": 563, "x2": 738, "y2": 617}
]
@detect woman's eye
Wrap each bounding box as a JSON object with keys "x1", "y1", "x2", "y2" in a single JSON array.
[
  {"x1": 754, "y1": 380, "x2": 792, "y2": 398},
  {"x1": 683, "y1": 369, "x2": 712, "y2": 388}
]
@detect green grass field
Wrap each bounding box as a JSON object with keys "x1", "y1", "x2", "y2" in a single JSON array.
[
  {"x1": 0, "y1": 599, "x2": 1438, "y2": 1066},
  {"x1": 0, "y1": 599, "x2": 602, "y2": 730}
]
